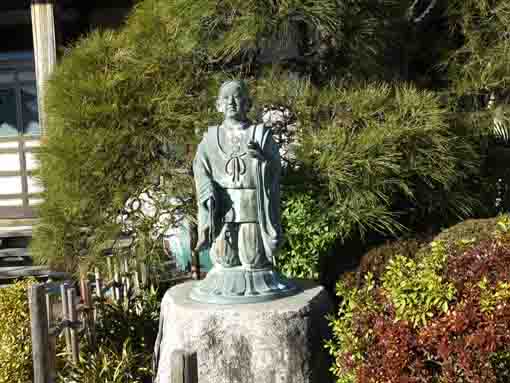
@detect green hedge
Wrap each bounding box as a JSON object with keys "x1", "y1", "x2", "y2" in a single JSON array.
[{"x1": 0, "y1": 279, "x2": 35, "y2": 383}]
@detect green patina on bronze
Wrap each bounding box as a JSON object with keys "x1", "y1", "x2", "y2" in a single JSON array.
[{"x1": 190, "y1": 80, "x2": 298, "y2": 304}]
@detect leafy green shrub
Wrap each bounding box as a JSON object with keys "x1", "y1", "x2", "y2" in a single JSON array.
[
  {"x1": 433, "y1": 217, "x2": 500, "y2": 251},
  {"x1": 59, "y1": 288, "x2": 160, "y2": 383},
  {"x1": 58, "y1": 340, "x2": 151, "y2": 383},
  {"x1": 326, "y1": 273, "x2": 379, "y2": 383},
  {"x1": 327, "y1": 215, "x2": 510, "y2": 383},
  {"x1": 347, "y1": 217, "x2": 501, "y2": 293},
  {"x1": 94, "y1": 287, "x2": 160, "y2": 356},
  {"x1": 0, "y1": 278, "x2": 35, "y2": 383},
  {"x1": 277, "y1": 192, "x2": 339, "y2": 279},
  {"x1": 346, "y1": 236, "x2": 430, "y2": 289},
  {"x1": 382, "y1": 241, "x2": 456, "y2": 327}
]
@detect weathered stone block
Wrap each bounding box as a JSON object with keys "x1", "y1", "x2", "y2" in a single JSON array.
[{"x1": 154, "y1": 280, "x2": 333, "y2": 383}]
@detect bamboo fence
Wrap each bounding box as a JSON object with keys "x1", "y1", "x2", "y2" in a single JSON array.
[{"x1": 28, "y1": 255, "x2": 193, "y2": 383}]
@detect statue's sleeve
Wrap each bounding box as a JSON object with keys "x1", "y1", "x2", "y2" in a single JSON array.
[
  {"x1": 257, "y1": 126, "x2": 283, "y2": 262},
  {"x1": 193, "y1": 136, "x2": 214, "y2": 243}
]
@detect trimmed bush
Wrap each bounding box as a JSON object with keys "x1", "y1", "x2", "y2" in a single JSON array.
[
  {"x1": 433, "y1": 217, "x2": 500, "y2": 250},
  {"x1": 0, "y1": 278, "x2": 35, "y2": 383},
  {"x1": 327, "y1": 215, "x2": 510, "y2": 383},
  {"x1": 353, "y1": 237, "x2": 430, "y2": 286}
]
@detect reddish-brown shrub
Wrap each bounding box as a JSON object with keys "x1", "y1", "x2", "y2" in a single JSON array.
[{"x1": 327, "y1": 216, "x2": 510, "y2": 383}]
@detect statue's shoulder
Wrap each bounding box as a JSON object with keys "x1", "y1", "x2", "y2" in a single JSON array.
[
  {"x1": 253, "y1": 122, "x2": 268, "y2": 132},
  {"x1": 199, "y1": 125, "x2": 218, "y2": 144},
  {"x1": 207, "y1": 125, "x2": 219, "y2": 133},
  {"x1": 250, "y1": 123, "x2": 274, "y2": 148},
  {"x1": 205, "y1": 125, "x2": 219, "y2": 137},
  {"x1": 195, "y1": 127, "x2": 218, "y2": 157},
  {"x1": 251, "y1": 123, "x2": 271, "y2": 142}
]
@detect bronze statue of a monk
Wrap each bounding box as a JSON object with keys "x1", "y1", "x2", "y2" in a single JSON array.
[{"x1": 190, "y1": 80, "x2": 297, "y2": 303}]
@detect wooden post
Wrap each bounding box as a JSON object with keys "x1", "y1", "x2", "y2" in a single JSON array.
[
  {"x1": 123, "y1": 256, "x2": 131, "y2": 295},
  {"x1": 79, "y1": 276, "x2": 95, "y2": 347},
  {"x1": 86, "y1": 280, "x2": 96, "y2": 349},
  {"x1": 114, "y1": 260, "x2": 122, "y2": 302},
  {"x1": 106, "y1": 256, "x2": 113, "y2": 281},
  {"x1": 171, "y1": 350, "x2": 198, "y2": 383},
  {"x1": 67, "y1": 287, "x2": 79, "y2": 364},
  {"x1": 45, "y1": 291, "x2": 51, "y2": 325},
  {"x1": 30, "y1": 0, "x2": 57, "y2": 134},
  {"x1": 94, "y1": 267, "x2": 103, "y2": 300},
  {"x1": 29, "y1": 284, "x2": 50, "y2": 383},
  {"x1": 94, "y1": 267, "x2": 102, "y2": 322},
  {"x1": 60, "y1": 283, "x2": 72, "y2": 358},
  {"x1": 140, "y1": 261, "x2": 148, "y2": 288},
  {"x1": 133, "y1": 269, "x2": 140, "y2": 293},
  {"x1": 45, "y1": 289, "x2": 56, "y2": 382},
  {"x1": 79, "y1": 275, "x2": 89, "y2": 335},
  {"x1": 79, "y1": 276, "x2": 87, "y2": 307}
]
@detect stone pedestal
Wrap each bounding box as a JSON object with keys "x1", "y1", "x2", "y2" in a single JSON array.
[{"x1": 154, "y1": 280, "x2": 333, "y2": 383}]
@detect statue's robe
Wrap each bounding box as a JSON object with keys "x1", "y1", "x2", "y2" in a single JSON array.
[{"x1": 193, "y1": 123, "x2": 283, "y2": 267}]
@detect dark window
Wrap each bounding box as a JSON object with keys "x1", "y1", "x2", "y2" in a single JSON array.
[
  {"x1": 0, "y1": 66, "x2": 39, "y2": 138},
  {"x1": 0, "y1": 88, "x2": 19, "y2": 137},
  {"x1": 21, "y1": 85, "x2": 39, "y2": 135}
]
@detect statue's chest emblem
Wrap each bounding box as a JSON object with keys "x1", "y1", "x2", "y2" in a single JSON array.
[{"x1": 218, "y1": 128, "x2": 252, "y2": 183}]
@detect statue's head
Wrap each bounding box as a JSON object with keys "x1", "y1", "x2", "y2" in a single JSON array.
[{"x1": 216, "y1": 80, "x2": 252, "y2": 121}]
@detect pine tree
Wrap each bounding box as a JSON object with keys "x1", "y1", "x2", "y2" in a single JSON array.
[
  {"x1": 446, "y1": 0, "x2": 510, "y2": 212},
  {"x1": 32, "y1": 0, "x2": 485, "y2": 275}
]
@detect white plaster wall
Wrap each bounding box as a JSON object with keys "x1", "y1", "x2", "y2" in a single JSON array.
[
  {"x1": 0, "y1": 142, "x2": 18, "y2": 150},
  {"x1": 0, "y1": 176, "x2": 22, "y2": 194},
  {"x1": 0, "y1": 153, "x2": 20, "y2": 171},
  {"x1": 0, "y1": 198, "x2": 23, "y2": 206}
]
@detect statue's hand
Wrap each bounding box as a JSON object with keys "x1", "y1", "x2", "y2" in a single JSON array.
[
  {"x1": 194, "y1": 227, "x2": 210, "y2": 252},
  {"x1": 247, "y1": 141, "x2": 265, "y2": 161}
]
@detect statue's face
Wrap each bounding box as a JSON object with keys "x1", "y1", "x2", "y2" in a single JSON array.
[{"x1": 217, "y1": 82, "x2": 249, "y2": 120}]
